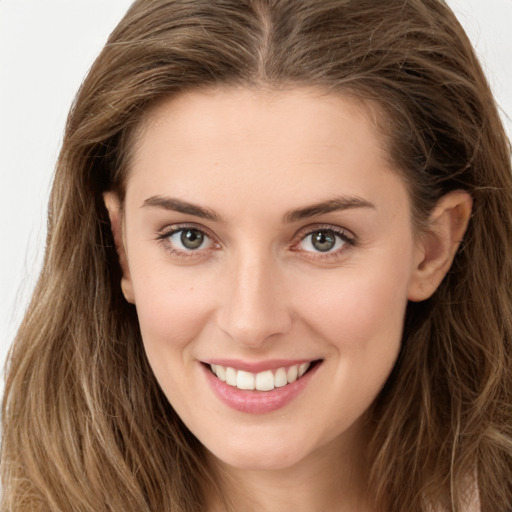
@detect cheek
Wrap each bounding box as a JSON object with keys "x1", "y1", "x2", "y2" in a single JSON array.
[
  {"x1": 128, "y1": 268, "x2": 221, "y2": 421},
  {"x1": 129, "y1": 263, "x2": 215, "y2": 365},
  {"x1": 299, "y1": 260, "x2": 411, "y2": 350},
  {"x1": 296, "y1": 263, "x2": 410, "y2": 432}
]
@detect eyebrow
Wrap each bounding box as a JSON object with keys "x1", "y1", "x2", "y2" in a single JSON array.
[
  {"x1": 283, "y1": 196, "x2": 375, "y2": 223},
  {"x1": 141, "y1": 194, "x2": 374, "y2": 224},
  {"x1": 142, "y1": 195, "x2": 223, "y2": 222}
]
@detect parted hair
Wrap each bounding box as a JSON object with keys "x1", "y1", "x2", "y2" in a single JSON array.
[{"x1": 2, "y1": 1, "x2": 511, "y2": 511}]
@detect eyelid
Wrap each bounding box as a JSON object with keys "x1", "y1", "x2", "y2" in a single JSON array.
[
  {"x1": 293, "y1": 223, "x2": 356, "y2": 243},
  {"x1": 156, "y1": 223, "x2": 221, "y2": 257},
  {"x1": 290, "y1": 223, "x2": 356, "y2": 258},
  {"x1": 155, "y1": 222, "x2": 355, "y2": 261}
]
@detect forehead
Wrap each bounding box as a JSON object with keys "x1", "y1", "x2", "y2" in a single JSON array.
[
  {"x1": 136, "y1": 86, "x2": 386, "y2": 154},
  {"x1": 124, "y1": 87, "x2": 407, "y2": 219}
]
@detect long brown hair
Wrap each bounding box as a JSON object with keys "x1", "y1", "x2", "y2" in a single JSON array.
[{"x1": 2, "y1": 1, "x2": 511, "y2": 510}]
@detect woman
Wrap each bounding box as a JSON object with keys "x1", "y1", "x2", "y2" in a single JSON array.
[{"x1": 2, "y1": 1, "x2": 511, "y2": 511}]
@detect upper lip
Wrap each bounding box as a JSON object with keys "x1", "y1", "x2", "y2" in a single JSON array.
[{"x1": 201, "y1": 358, "x2": 320, "y2": 373}]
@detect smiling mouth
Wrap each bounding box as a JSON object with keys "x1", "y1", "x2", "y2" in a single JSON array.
[{"x1": 208, "y1": 361, "x2": 320, "y2": 392}]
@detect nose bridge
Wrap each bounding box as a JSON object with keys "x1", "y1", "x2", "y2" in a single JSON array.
[{"x1": 217, "y1": 244, "x2": 292, "y2": 347}]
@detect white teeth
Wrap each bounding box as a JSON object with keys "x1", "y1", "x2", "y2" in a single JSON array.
[
  {"x1": 286, "y1": 365, "x2": 298, "y2": 383},
  {"x1": 255, "y1": 370, "x2": 274, "y2": 391},
  {"x1": 237, "y1": 370, "x2": 255, "y2": 390},
  {"x1": 225, "y1": 367, "x2": 237, "y2": 386},
  {"x1": 298, "y1": 362, "x2": 310, "y2": 377},
  {"x1": 210, "y1": 362, "x2": 314, "y2": 391},
  {"x1": 274, "y1": 367, "x2": 287, "y2": 388},
  {"x1": 215, "y1": 364, "x2": 226, "y2": 382}
]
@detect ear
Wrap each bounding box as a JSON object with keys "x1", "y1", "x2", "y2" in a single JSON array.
[
  {"x1": 103, "y1": 192, "x2": 135, "y2": 304},
  {"x1": 407, "y1": 190, "x2": 472, "y2": 302}
]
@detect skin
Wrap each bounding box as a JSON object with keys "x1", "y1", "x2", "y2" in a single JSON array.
[{"x1": 105, "y1": 87, "x2": 472, "y2": 512}]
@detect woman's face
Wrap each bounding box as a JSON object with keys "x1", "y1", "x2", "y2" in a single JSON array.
[{"x1": 113, "y1": 88, "x2": 424, "y2": 472}]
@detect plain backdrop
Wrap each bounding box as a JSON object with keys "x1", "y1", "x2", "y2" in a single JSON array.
[{"x1": 1, "y1": 1, "x2": 512, "y2": 391}]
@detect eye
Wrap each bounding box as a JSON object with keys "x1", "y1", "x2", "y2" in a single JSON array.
[
  {"x1": 297, "y1": 228, "x2": 354, "y2": 255},
  {"x1": 156, "y1": 225, "x2": 218, "y2": 258},
  {"x1": 173, "y1": 228, "x2": 207, "y2": 250},
  {"x1": 167, "y1": 228, "x2": 211, "y2": 251}
]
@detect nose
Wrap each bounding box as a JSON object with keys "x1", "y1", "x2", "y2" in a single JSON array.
[{"x1": 216, "y1": 249, "x2": 293, "y2": 348}]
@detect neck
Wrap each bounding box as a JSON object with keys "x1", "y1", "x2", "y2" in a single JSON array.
[{"x1": 206, "y1": 425, "x2": 377, "y2": 512}]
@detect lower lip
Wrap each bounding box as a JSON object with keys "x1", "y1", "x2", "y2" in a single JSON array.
[{"x1": 202, "y1": 363, "x2": 320, "y2": 414}]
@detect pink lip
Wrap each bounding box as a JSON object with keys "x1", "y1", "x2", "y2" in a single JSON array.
[
  {"x1": 201, "y1": 361, "x2": 320, "y2": 414},
  {"x1": 203, "y1": 358, "x2": 314, "y2": 373}
]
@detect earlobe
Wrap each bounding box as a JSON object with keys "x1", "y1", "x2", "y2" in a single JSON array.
[
  {"x1": 407, "y1": 190, "x2": 472, "y2": 302},
  {"x1": 103, "y1": 192, "x2": 135, "y2": 304}
]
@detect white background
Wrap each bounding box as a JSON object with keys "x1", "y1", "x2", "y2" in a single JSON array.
[{"x1": 1, "y1": 1, "x2": 512, "y2": 388}]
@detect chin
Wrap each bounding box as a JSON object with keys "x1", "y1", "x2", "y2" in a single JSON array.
[
  {"x1": 205, "y1": 430, "x2": 318, "y2": 472},
  {"x1": 215, "y1": 451, "x2": 305, "y2": 472}
]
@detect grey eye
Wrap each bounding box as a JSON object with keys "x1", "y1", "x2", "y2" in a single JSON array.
[
  {"x1": 300, "y1": 229, "x2": 346, "y2": 253},
  {"x1": 179, "y1": 229, "x2": 205, "y2": 250},
  {"x1": 310, "y1": 230, "x2": 336, "y2": 252},
  {"x1": 166, "y1": 228, "x2": 210, "y2": 251}
]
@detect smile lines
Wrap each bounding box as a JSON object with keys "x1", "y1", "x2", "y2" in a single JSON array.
[{"x1": 210, "y1": 362, "x2": 312, "y2": 391}]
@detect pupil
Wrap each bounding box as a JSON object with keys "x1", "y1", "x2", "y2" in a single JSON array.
[
  {"x1": 181, "y1": 229, "x2": 204, "y2": 249},
  {"x1": 312, "y1": 230, "x2": 335, "y2": 252}
]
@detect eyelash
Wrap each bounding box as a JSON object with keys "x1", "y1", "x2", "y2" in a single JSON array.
[
  {"x1": 156, "y1": 223, "x2": 356, "y2": 261},
  {"x1": 291, "y1": 224, "x2": 356, "y2": 261},
  {"x1": 156, "y1": 224, "x2": 219, "y2": 259}
]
